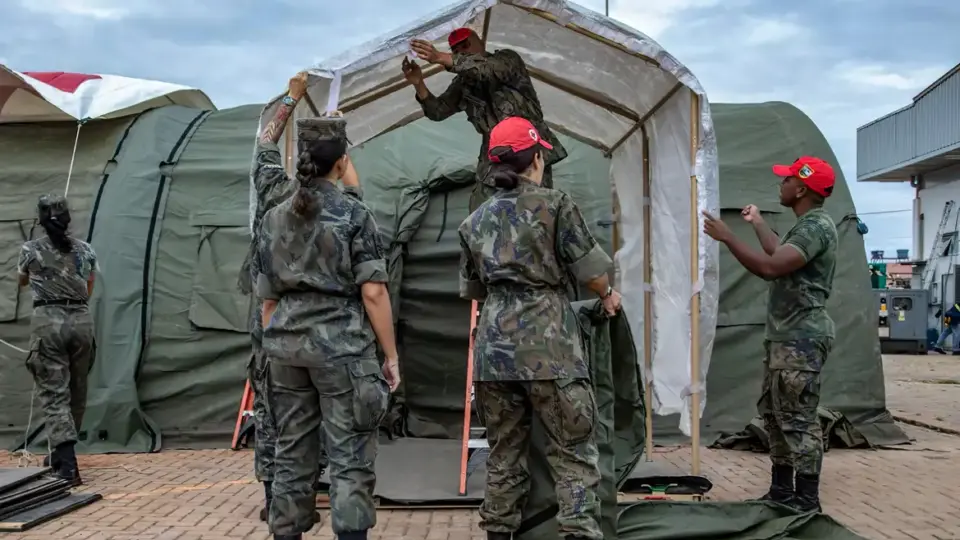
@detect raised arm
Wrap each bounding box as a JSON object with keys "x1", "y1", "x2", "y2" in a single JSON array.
[
  {"x1": 403, "y1": 56, "x2": 464, "y2": 122},
  {"x1": 742, "y1": 205, "x2": 780, "y2": 255},
  {"x1": 703, "y1": 211, "x2": 822, "y2": 281}
]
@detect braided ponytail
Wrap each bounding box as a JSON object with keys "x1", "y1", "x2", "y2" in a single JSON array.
[{"x1": 291, "y1": 151, "x2": 318, "y2": 217}]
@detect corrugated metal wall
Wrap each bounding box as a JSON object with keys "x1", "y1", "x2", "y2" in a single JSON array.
[{"x1": 857, "y1": 68, "x2": 960, "y2": 180}]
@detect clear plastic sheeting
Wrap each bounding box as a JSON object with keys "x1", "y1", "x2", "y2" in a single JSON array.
[{"x1": 254, "y1": 0, "x2": 720, "y2": 438}]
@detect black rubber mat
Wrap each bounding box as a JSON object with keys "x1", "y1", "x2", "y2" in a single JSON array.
[
  {"x1": 0, "y1": 492, "x2": 102, "y2": 532},
  {"x1": 0, "y1": 476, "x2": 70, "y2": 511},
  {"x1": 318, "y1": 438, "x2": 485, "y2": 506},
  {"x1": 0, "y1": 491, "x2": 69, "y2": 521},
  {"x1": 0, "y1": 468, "x2": 51, "y2": 495}
]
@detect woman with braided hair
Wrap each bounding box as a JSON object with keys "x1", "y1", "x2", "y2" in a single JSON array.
[
  {"x1": 17, "y1": 194, "x2": 98, "y2": 486},
  {"x1": 255, "y1": 114, "x2": 400, "y2": 540}
]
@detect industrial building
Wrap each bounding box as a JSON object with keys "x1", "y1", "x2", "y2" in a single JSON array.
[{"x1": 858, "y1": 63, "x2": 960, "y2": 308}]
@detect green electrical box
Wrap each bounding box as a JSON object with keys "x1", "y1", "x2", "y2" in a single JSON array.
[{"x1": 869, "y1": 263, "x2": 887, "y2": 289}]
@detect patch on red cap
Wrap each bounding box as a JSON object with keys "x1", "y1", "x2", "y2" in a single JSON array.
[
  {"x1": 487, "y1": 117, "x2": 553, "y2": 162},
  {"x1": 448, "y1": 28, "x2": 473, "y2": 47},
  {"x1": 771, "y1": 156, "x2": 836, "y2": 197}
]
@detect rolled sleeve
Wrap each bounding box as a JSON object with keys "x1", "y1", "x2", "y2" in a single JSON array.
[
  {"x1": 255, "y1": 273, "x2": 279, "y2": 300},
  {"x1": 460, "y1": 278, "x2": 487, "y2": 301},
  {"x1": 354, "y1": 259, "x2": 388, "y2": 285},
  {"x1": 567, "y1": 243, "x2": 612, "y2": 283},
  {"x1": 351, "y1": 208, "x2": 389, "y2": 285}
]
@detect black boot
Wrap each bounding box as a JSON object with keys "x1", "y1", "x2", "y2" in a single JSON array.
[
  {"x1": 791, "y1": 474, "x2": 822, "y2": 513},
  {"x1": 753, "y1": 465, "x2": 793, "y2": 503},
  {"x1": 55, "y1": 442, "x2": 82, "y2": 487},
  {"x1": 273, "y1": 535, "x2": 301, "y2": 540},
  {"x1": 260, "y1": 481, "x2": 273, "y2": 522},
  {"x1": 43, "y1": 449, "x2": 61, "y2": 470},
  {"x1": 487, "y1": 533, "x2": 512, "y2": 540},
  {"x1": 338, "y1": 531, "x2": 368, "y2": 540}
]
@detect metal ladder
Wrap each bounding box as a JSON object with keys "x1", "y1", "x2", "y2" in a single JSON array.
[
  {"x1": 921, "y1": 200, "x2": 957, "y2": 291},
  {"x1": 459, "y1": 300, "x2": 488, "y2": 496}
]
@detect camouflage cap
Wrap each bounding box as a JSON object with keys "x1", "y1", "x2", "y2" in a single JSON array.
[
  {"x1": 296, "y1": 116, "x2": 349, "y2": 155},
  {"x1": 37, "y1": 193, "x2": 68, "y2": 211}
]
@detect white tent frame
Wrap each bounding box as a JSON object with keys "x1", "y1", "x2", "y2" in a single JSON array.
[{"x1": 254, "y1": 0, "x2": 720, "y2": 475}]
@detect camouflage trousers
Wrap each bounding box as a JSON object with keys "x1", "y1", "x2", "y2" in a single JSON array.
[
  {"x1": 758, "y1": 338, "x2": 832, "y2": 476},
  {"x1": 249, "y1": 339, "x2": 328, "y2": 482},
  {"x1": 268, "y1": 359, "x2": 389, "y2": 536},
  {"x1": 475, "y1": 379, "x2": 602, "y2": 540},
  {"x1": 25, "y1": 307, "x2": 95, "y2": 448}
]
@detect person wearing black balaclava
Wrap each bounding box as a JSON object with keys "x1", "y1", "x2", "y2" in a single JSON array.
[{"x1": 17, "y1": 194, "x2": 99, "y2": 486}]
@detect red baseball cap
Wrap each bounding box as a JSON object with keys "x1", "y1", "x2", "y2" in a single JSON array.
[
  {"x1": 487, "y1": 117, "x2": 553, "y2": 162},
  {"x1": 448, "y1": 28, "x2": 474, "y2": 47},
  {"x1": 772, "y1": 156, "x2": 835, "y2": 197}
]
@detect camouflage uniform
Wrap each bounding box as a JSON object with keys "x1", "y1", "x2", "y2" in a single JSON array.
[
  {"x1": 760, "y1": 207, "x2": 837, "y2": 508},
  {"x1": 417, "y1": 49, "x2": 568, "y2": 210},
  {"x1": 256, "y1": 117, "x2": 390, "y2": 538},
  {"x1": 458, "y1": 180, "x2": 611, "y2": 539},
  {"x1": 242, "y1": 138, "x2": 337, "y2": 490},
  {"x1": 17, "y1": 198, "x2": 97, "y2": 467}
]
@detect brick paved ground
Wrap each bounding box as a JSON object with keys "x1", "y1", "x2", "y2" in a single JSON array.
[
  {"x1": 1, "y1": 353, "x2": 958, "y2": 540},
  {"x1": 884, "y1": 353, "x2": 960, "y2": 434}
]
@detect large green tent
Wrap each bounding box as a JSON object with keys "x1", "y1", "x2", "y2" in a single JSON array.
[{"x1": 0, "y1": 101, "x2": 901, "y2": 539}]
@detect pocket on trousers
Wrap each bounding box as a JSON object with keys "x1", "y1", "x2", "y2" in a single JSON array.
[
  {"x1": 348, "y1": 358, "x2": 390, "y2": 432},
  {"x1": 552, "y1": 379, "x2": 597, "y2": 446}
]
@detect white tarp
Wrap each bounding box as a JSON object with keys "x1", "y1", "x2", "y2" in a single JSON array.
[
  {"x1": 255, "y1": 0, "x2": 720, "y2": 438},
  {"x1": 0, "y1": 67, "x2": 216, "y2": 123}
]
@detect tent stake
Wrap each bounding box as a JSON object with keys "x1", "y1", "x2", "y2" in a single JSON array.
[
  {"x1": 688, "y1": 89, "x2": 702, "y2": 477},
  {"x1": 641, "y1": 125, "x2": 654, "y2": 462}
]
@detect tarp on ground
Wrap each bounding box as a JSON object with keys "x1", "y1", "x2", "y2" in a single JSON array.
[{"x1": 0, "y1": 101, "x2": 906, "y2": 454}]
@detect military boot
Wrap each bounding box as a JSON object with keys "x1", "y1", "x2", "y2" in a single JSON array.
[
  {"x1": 753, "y1": 465, "x2": 793, "y2": 504},
  {"x1": 791, "y1": 474, "x2": 822, "y2": 513},
  {"x1": 273, "y1": 535, "x2": 301, "y2": 540},
  {"x1": 55, "y1": 442, "x2": 82, "y2": 487},
  {"x1": 42, "y1": 451, "x2": 60, "y2": 470},
  {"x1": 259, "y1": 481, "x2": 273, "y2": 522},
  {"x1": 337, "y1": 531, "x2": 368, "y2": 540},
  {"x1": 487, "y1": 533, "x2": 512, "y2": 540}
]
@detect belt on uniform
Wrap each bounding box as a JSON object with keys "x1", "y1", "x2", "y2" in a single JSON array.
[{"x1": 33, "y1": 299, "x2": 87, "y2": 308}]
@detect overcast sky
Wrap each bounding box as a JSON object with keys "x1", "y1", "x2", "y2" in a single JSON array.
[{"x1": 2, "y1": 0, "x2": 957, "y2": 259}]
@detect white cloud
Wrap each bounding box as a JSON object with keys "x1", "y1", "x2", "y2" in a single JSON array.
[
  {"x1": 18, "y1": 0, "x2": 130, "y2": 20},
  {"x1": 741, "y1": 18, "x2": 803, "y2": 46},
  {"x1": 837, "y1": 63, "x2": 946, "y2": 91},
  {"x1": 611, "y1": 0, "x2": 728, "y2": 40}
]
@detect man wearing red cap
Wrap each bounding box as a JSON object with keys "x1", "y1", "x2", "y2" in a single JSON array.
[
  {"x1": 702, "y1": 156, "x2": 839, "y2": 513},
  {"x1": 402, "y1": 28, "x2": 567, "y2": 210}
]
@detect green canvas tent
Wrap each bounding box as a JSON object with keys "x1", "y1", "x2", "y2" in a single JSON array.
[{"x1": 0, "y1": 101, "x2": 900, "y2": 539}]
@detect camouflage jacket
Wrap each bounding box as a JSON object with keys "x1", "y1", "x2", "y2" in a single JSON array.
[
  {"x1": 255, "y1": 180, "x2": 387, "y2": 367},
  {"x1": 240, "y1": 140, "x2": 362, "y2": 341},
  {"x1": 458, "y1": 178, "x2": 611, "y2": 381},
  {"x1": 766, "y1": 207, "x2": 838, "y2": 343},
  {"x1": 417, "y1": 49, "x2": 568, "y2": 185},
  {"x1": 18, "y1": 236, "x2": 99, "y2": 306}
]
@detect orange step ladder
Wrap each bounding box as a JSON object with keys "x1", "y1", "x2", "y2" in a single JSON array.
[
  {"x1": 231, "y1": 380, "x2": 255, "y2": 450},
  {"x1": 458, "y1": 300, "x2": 488, "y2": 496}
]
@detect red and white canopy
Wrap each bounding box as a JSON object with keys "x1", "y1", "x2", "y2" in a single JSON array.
[{"x1": 0, "y1": 66, "x2": 216, "y2": 124}]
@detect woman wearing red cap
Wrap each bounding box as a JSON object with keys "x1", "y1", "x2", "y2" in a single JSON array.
[{"x1": 457, "y1": 116, "x2": 620, "y2": 540}]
